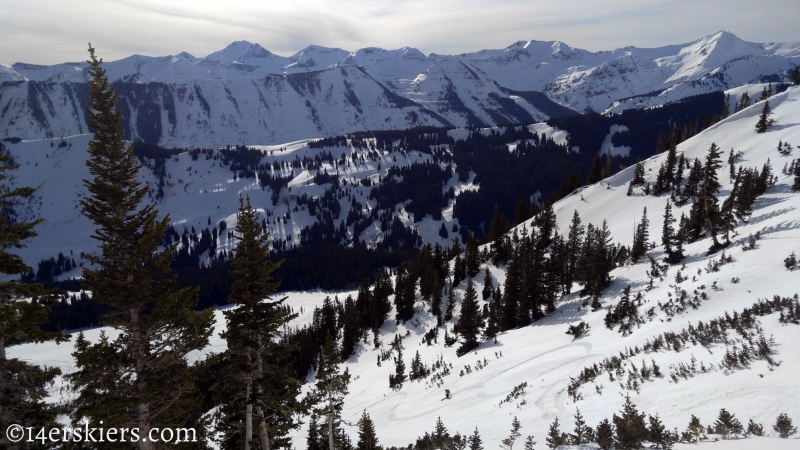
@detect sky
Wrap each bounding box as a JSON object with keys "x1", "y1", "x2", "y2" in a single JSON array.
[{"x1": 1, "y1": 0, "x2": 799, "y2": 65}]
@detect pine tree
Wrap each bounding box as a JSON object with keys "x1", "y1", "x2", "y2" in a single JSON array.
[
  {"x1": 311, "y1": 333, "x2": 351, "y2": 450},
  {"x1": 0, "y1": 147, "x2": 66, "y2": 445},
  {"x1": 487, "y1": 209, "x2": 511, "y2": 243},
  {"x1": 70, "y1": 45, "x2": 214, "y2": 448},
  {"x1": 482, "y1": 293, "x2": 500, "y2": 344},
  {"x1": 546, "y1": 417, "x2": 565, "y2": 449},
  {"x1": 648, "y1": 414, "x2": 675, "y2": 449},
  {"x1": 713, "y1": 408, "x2": 743, "y2": 439},
  {"x1": 773, "y1": 413, "x2": 797, "y2": 438},
  {"x1": 785, "y1": 252, "x2": 797, "y2": 270},
  {"x1": 587, "y1": 153, "x2": 604, "y2": 185},
  {"x1": 468, "y1": 427, "x2": 484, "y2": 450},
  {"x1": 306, "y1": 414, "x2": 324, "y2": 450},
  {"x1": 482, "y1": 268, "x2": 494, "y2": 300},
  {"x1": 792, "y1": 157, "x2": 800, "y2": 192},
  {"x1": 515, "y1": 196, "x2": 530, "y2": 226},
  {"x1": 662, "y1": 200, "x2": 682, "y2": 263},
  {"x1": 595, "y1": 418, "x2": 615, "y2": 450},
  {"x1": 410, "y1": 350, "x2": 425, "y2": 380},
  {"x1": 565, "y1": 210, "x2": 584, "y2": 294},
  {"x1": 523, "y1": 435, "x2": 536, "y2": 450},
  {"x1": 356, "y1": 410, "x2": 379, "y2": 450},
  {"x1": 684, "y1": 415, "x2": 705, "y2": 442},
  {"x1": 746, "y1": 419, "x2": 764, "y2": 437},
  {"x1": 613, "y1": 395, "x2": 648, "y2": 450},
  {"x1": 630, "y1": 207, "x2": 650, "y2": 262},
  {"x1": 445, "y1": 281, "x2": 456, "y2": 321},
  {"x1": 465, "y1": 233, "x2": 481, "y2": 278},
  {"x1": 755, "y1": 100, "x2": 774, "y2": 133},
  {"x1": 393, "y1": 347, "x2": 406, "y2": 387},
  {"x1": 501, "y1": 416, "x2": 522, "y2": 450},
  {"x1": 217, "y1": 195, "x2": 301, "y2": 449},
  {"x1": 571, "y1": 408, "x2": 592, "y2": 445},
  {"x1": 738, "y1": 91, "x2": 751, "y2": 111},
  {"x1": 457, "y1": 277, "x2": 482, "y2": 356},
  {"x1": 699, "y1": 143, "x2": 724, "y2": 249}
]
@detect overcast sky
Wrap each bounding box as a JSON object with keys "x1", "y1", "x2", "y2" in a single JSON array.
[{"x1": 1, "y1": 0, "x2": 799, "y2": 65}]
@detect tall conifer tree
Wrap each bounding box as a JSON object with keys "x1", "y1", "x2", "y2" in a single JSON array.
[
  {"x1": 217, "y1": 195, "x2": 301, "y2": 449},
  {"x1": 70, "y1": 45, "x2": 214, "y2": 449}
]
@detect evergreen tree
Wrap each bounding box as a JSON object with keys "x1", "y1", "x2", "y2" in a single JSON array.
[
  {"x1": 501, "y1": 416, "x2": 522, "y2": 450},
  {"x1": 595, "y1": 418, "x2": 615, "y2": 450},
  {"x1": 793, "y1": 157, "x2": 800, "y2": 192},
  {"x1": 410, "y1": 350, "x2": 425, "y2": 381},
  {"x1": 565, "y1": 210, "x2": 584, "y2": 294},
  {"x1": 699, "y1": 143, "x2": 724, "y2": 249},
  {"x1": 746, "y1": 419, "x2": 764, "y2": 437},
  {"x1": 468, "y1": 428, "x2": 484, "y2": 450},
  {"x1": 482, "y1": 292, "x2": 500, "y2": 344},
  {"x1": 356, "y1": 410, "x2": 379, "y2": 450},
  {"x1": 662, "y1": 200, "x2": 683, "y2": 263},
  {"x1": 613, "y1": 395, "x2": 649, "y2": 450},
  {"x1": 0, "y1": 148, "x2": 65, "y2": 446},
  {"x1": 586, "y1": 153, "x2": 604, "y2": 185},
  {"x1": 515, "y1": 196, "x2": 530, "y2": 226},
  {"x1": 545, "y1": 417, "x2": 565, "y2": 449},
  {"x1": 306, "y1": 414, "x2": 324, "y2": 450},
  {"x1": 445, "y1": 282, "x2": 456, "y2": 321},
  {"x1": 70, "y1": 45, "x2": 214, "y2": 448},
  {"x1": 571, "y1": 408, "x2": 592, "y2": 445},
  {"x1": 465, "y1": 233, "x2": 481, "y2": 278},
  {"x1": 457, "y1": 277, "x2": 482, "y2": 356},
  {"x1": 713, "y1": 408, "x2": 743, "y2": 439},
  {"x1": 393, "y1": 347, "x2": 406, "y2": 387},
  {"x1": 311, "y1": 333, "x2": 351, "y2": 450},
  {"x1": 738, "y1": 91, "x2": 751, "y2": 111},
  {"x1": 523, "y1": 435, "x2": 536, "y2": 450},
  {"x1": 785, "y1": 252, "x2": 797, "y2": 270},
  {"x1": 482, "y1": 268, "x2": 494, "y2": 300},
  {"x1": 648, "y1": 414, "x2": 675, "y2": 449},
  {"x1": 755, "y1": 100, "x2": 775, "y2": 133},
  {"x1": 773, "y1": 413, "x2": 797, "y2": 438},
  {"x1": 486, "y1": 209, "x2": 511, "y2": 243},
  {"x1": 684, "y1": 415, "x2": 705, "y2": 442},
  {"x1": 217, "y1": 195, "x2": 301, "y2": 449},
  {"x1": 630, "y1": 207, "x2": 650, "y2": 262}
]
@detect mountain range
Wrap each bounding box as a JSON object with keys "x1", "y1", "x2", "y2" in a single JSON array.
[{"x1": 2, "y1": 31, "x2": 798, "y2": 147}]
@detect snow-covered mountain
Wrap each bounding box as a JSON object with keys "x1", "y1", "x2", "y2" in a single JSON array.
[
  {"x1": 12, "y1": 86, "x2": 800, "y2": 448},
  {"x1": 2, "y1": 31, "x2": 797, "y2": 147}
]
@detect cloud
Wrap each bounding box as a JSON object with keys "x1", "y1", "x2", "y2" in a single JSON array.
[{"x1": 0, "y1": 0, "x2": 797, "y2": 65}]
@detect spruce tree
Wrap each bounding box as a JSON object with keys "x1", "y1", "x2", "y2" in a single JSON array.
[
  {"x1": 565, "y1": 210, "x2": 584, "y2": 294},
  {"x1": 700, "y1": 143, "x2": 724, "y2": 249},
  {"x1": 523, "y1": 435, "x2": 536, "y2": 450},
  {"x1": 311, "y1": 332, "x2": 351, "y2": 450},
  {"x1": 773, "y1": 413, "x2": 796, "y2": 438},
  {"x1": 613, "y1": 395, "x2": 648, "y2": 450},
  {"x1": 468, "y1": 428, "x2": 484, "y2": 450},
  {"x1": 648, "y1": 414, "x2": 675, "y2": 449},
  {"x1": 713, "y1": 408, "x2": 743, "y2": 439},
  {"x1": 70, "y1": 45, "x2": 214, "y2": 449},
  {"x1": 792, "y1": 157, "x2": 800, "y2": 192},
  {"x1": 217, "y1": 195, "x2": 301, "y2": 449},
  {"x1": 569, "y1": 408, "x2": 592, "y2": 444},
  {"x1": 306, "y1": 414, "x2": 324, "y2": 450},
  {"x1": 595, "y1": 418, "x2": 615, "y2": 450},
  {"x1": 630, "y1": 207, "x2": 650, "y2": 262},
  {"x1": 755, "y1": 100, "x2": 774, "y2": 133},
  {"x1": 482, "y1": 268, "x2": 493, "y2": 300},
  {"x1": 545, "y1": 417, "x2": 565, "y2": 449},
  {"x1": 445, "y1": 282, "x2": 456, "y2": 321},
  {"x1": 0, "y1": 147, "x2": 65, "y2": 446},
  {"x1": 586, "y1": 153, "x2": 604, "y2": 185},
  {"x1": 501, "y1": 416, "x2": 522, "y2": 450},
  {"x1": 457, "y1": 277, "x2": 482, "y2": 356},
  {"x1": 356, "y1": 410, "x2": 379, "y2": 450}
]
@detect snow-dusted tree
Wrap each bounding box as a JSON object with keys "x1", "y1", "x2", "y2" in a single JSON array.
[
  {"x1": 467, "y1": 427, "x2": 484, "y2": 450},
  {"x1": 613, "y1": 395, "x2": 648, "y2": 450},
  {"x1": 713, "y1": 408, "x2": 743, "y2": 439},
  {"x1": 545, "y1": 417, "x2": 565, "y2": 449},
  {"x1": 571, "y1": 408, "x2": 592, "y2": 445}
]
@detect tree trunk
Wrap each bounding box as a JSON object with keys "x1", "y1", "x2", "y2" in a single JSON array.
[
  {"x1": 258, "y1": 417, "x2": 270, "y2": 450},
  {"x1": 245, "y1": 378, "x2": 252, "y2": 450},
  {"x1": 328, "y1": 403, "x2": 335, "y2": 450},
  {"x1": 133, "y1": 311, "x2": 153, "y2": 450}
]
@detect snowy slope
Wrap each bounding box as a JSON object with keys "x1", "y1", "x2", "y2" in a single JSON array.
[
  {"x1": 8, "y1": 82, "x2": 800, "y2": 450},
  {"x1": 3, "y1": 31, "x2": 799, "y2": 146}
]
